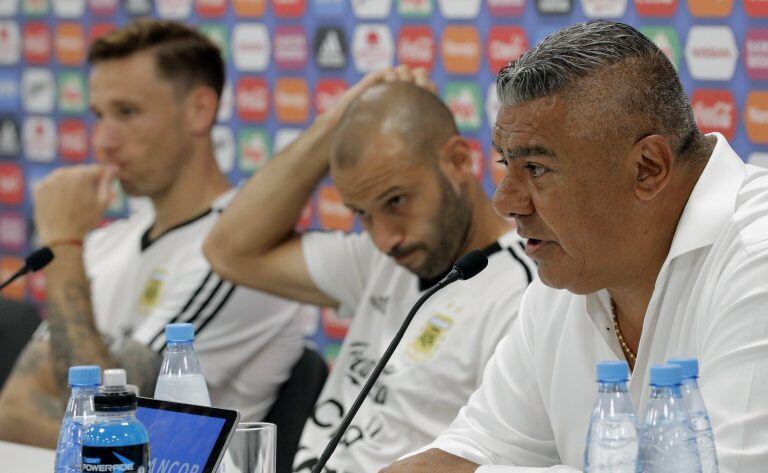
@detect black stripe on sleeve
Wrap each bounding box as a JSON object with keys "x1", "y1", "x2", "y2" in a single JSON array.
[
  {"x1": 506, "y1": 246, "x2": 533, "y2": 284},
  {"x1": 158, "y1": 284, "x2": 237, "y2": 353},
  {"x1": 185, "y1": 278, "x2": 226, "y2": 326}
]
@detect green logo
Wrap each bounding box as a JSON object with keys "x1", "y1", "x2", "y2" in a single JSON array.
[
  {"x1": 398, "y1": 0, "x2": 433, "y2": 18},
  {"x1": 443, "y1": 81, "x2": 482, "y2": 132},
  {"x1": 23, "y1": 0, "x2": 49, "y2": 16},
  {"x1": 58, "y1": 71, "x2": 87, "y2": 114},
  {"x1": 639, "y1": 26, "x2": 681, "y2": 71},
  {"x1": 200, "y1": 24, "x2": 229, "y2": 60},
  {"x1": 238, "y1": 128, "x2": 271, "y2": 174}
]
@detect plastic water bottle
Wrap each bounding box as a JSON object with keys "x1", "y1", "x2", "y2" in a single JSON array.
[
  {"x1": 54, "y1": 365, "x2": 101, "y2": 473},
  {"x1": 82, "y1": 369, "x2": 150, "y2": 473},
  {"x1": 637, "y1": 364, "x2": 701, "y2": 473},
  {"x1": 669, "y1": 358, "x2": 719, "y2": 473},
  {"x1": 583, "y1": 361, "x2": 638, "y2": 473},
  {"x1": 153, "y1": 323, "x2": 212, "y2": 406}
]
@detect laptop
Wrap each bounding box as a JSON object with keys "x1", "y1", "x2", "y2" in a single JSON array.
[{"x1": 136, "y1": 397, "x2": 240, "y2": 473}]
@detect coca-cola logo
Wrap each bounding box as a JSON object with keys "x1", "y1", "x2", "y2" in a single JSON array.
[
  {"x1": 0, "y1": 163, "x2": 23, "y2": 205},
  {"x1": 236, "y1": 77, "x2": 269, "y2": 122},
  {"x1": 634, "y1": 0, "x2": 677, "y2": 16},
  {"x1": 59, "y1": 119, "x2": 88, "y2": 162},
  {"x1": 23, "y1": 23, "x2": 51, "y2": 64},
  {"x1": 691, "y1": 89, "x2": 737, "y2": 139},
  {"x1": 487, "y1": 26, "x2": 529, "y2": 74},
  {"x1": 397, "y1": 26, "x2": 434, "y2": 70},
  {"x1": 314, "y1": 79, "x2": 347, "y2": 115},
  {"x1": 196, "y1": 0, "x2": 227, "y2": 17}
]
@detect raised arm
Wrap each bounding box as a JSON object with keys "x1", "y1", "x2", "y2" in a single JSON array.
[{"x1": 204, "y1": 67, "x2": 430, "y2": 306}]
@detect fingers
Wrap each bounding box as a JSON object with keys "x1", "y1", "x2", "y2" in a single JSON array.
[{"x1": 96, "y1": 164, "x2": 118, "y2": 209}]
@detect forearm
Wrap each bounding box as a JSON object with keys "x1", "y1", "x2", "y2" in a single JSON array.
[
  {"x1": 45, "y1": 245, "x2": 116, "y2": 390},
  {"x1": 206, "y1": 114, "x2": 335, "y2": 262}
]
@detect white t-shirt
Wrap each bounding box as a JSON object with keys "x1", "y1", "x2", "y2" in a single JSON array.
[
  {"x1": 428, "y1": 133, "x2": 768, "y2": 473},
  {"x1": 83, "y1": 189, "x2": 306, "y2": 421},
  {"x1": 294, "y1": 230, "x2": 536, "y2": 473}
]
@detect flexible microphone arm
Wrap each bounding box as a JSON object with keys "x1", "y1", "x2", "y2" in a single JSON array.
[
  {"x1": 311, "y1": 250, "x2": 488, "y2": 473},
  {"x1": 0, "y1": 247, "x2": 54, "y2": 292}
]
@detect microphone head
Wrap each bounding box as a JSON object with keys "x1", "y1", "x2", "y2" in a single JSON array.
[
  {"x1": 453, "y1": 249, "x2": 488, "y2": 280},
  {"x1": 26, "y1": 247, "x2": 54, "y2": 272}
]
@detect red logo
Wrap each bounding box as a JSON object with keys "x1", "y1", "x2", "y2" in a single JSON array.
[
  {"x1": 691, "y1": 89, "x2": 737, "y2": 140},
  {"x1": 23, "y1": 23, "x2": 51, "y2": 65},
  {"x1": 441, "y1": 25, "x2": 481, "y2": 75},
  {"x1": 274, "y1": 78, "x2": 310, "y2": 124},
  {"x1": 467, "y1": 139, "x2": 484, "y2": 181},
  {"x1": 196, "y1": 0, "x2": 227, "y2": 16},
  {"x1": 397, "y1": 25, "x2": 434, "y2": 71},
  {"x1": 0, "y1": 163, "x2": 23, "y2": 205},
  {"x1": 59, "y1": 119, "x2": 88, "y2": 162},
  {"x1": 89, "y1": 23, "x2": 115, "y2": 45},
  {"x1": 487, "y1": 26, "x2": 529, "y2": 74},
  {"x1": 56, "y1": 23, "x2": 85, "y2": 66},
  {"x1": 487, "y1": 0, "x2": 525, "y2": 16},
  {"x1": 314, "y1": 78, "x2": 347, "y2": 115},
  {"x1": 236, "y1": 76, "x2": 269, "y2": 122},
  {"x1": 746, "y1": 0, "x2": 768, "y2": 16},
  {"x1": 274, "y1": 25, "x2": 309, "y2": 70},
  {"x1": 634, "y1": 0, "x2": 678, "y2": 16},
  {"x1": 273, "y1": 0, "x2": 306, "y2": 17},
  {"x1": 89, "y1": 0, "x2": 118, "y2": 15},
  {"x1": 322, "y1": 307, "x2": 350, "y2": 340}
]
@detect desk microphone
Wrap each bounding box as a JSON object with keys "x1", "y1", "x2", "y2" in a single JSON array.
[
  {"x1": 0, "y1": 247, "x2": 54, "y2": 292},
  {"x1": 311, "y1": 249, "x2": 489, "y2": 473}
]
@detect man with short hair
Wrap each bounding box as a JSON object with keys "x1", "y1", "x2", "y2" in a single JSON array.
[
  {"x1": 204, "y1": 70, "x2": 536, "y2": 473},
  {"x1": 382, "y1": 19, "x2": 768, "y2": 473},
  {"x1": 0, "y1": 19, "x2": 305, "y2": 447}
]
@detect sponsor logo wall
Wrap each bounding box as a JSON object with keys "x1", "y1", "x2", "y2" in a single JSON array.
[{"x1": 1, "y1": 1, "x2": 766, "y2": 359}]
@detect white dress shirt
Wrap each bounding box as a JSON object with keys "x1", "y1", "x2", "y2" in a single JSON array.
[{"x1": 429, "y1": 133, "x2": 768, "y2": 473}]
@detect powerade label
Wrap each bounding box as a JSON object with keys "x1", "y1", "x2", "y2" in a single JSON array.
[{"x1": 82, "y1": 443, "x2": 149, "y2": 472}]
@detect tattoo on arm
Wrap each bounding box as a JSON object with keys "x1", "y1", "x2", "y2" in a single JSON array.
[{"x1": 115, "y1": 341, "x2": 162, "y2": 397}]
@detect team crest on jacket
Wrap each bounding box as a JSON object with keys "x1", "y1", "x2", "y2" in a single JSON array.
[
  {"x1": 139, "y1": 269, "x2": 166, "y2": 315},
  {"x1": 407, "y1": 314, "x2": 453, "y2": 362}
]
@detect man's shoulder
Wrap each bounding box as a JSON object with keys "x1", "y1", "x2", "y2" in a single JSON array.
[{"x1": 732, "y1": 165, "x2": 768, "y2": 254}]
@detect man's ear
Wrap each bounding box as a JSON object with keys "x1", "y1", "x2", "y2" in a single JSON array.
[
  {"x1": 185, "y1": 86, "x2": 219, "y2": 135},
  {"x1": 438, "y1": 135, "x2": 474, "y2": 187},
  {"x1": 631, "y1": 134, "x2": 674, "y2": 202}
]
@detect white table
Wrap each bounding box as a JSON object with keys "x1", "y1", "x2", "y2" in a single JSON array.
[{"x1": 0, "y1": 439, "x2": 55, "y2": 471}]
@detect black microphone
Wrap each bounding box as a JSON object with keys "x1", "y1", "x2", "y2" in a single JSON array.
[
  {"x1": 311, "y1": 249, "x2": 489, "y2": 473},
  {"x1": 0, "y1": 247, "x2": 55, "y2": 292}
]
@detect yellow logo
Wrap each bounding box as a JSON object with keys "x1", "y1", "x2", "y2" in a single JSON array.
[
  {"x1": 139, "y1": 269, "x2": 166, "y2": 316},
  {"x1": 406, "y1": 314, "x2": 453, "y2": 362}
]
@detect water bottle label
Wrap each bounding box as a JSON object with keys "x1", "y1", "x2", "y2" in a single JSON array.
[{"x1": 82, "y1": 443, "x2": 149, "y2": 473}]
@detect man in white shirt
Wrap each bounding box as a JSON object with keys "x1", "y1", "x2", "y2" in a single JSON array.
[
  {"x1": 383, "y1": 19, "x2": 768, "y2": 473},
  {"x1": 204, "y1": 72, "x2": 536, "y2": 472},
  {"x1": 0, "y1": 19, "x2": 305, "y2": 447}
]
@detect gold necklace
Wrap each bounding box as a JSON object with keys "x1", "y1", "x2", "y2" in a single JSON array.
[{"x1": 611, "y1": 298, "x2": 636, "y2": 363}]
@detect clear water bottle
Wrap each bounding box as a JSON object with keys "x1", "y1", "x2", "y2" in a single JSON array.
[
  {"x1": 54, "y1": 365, "x2": 101, "y2": 473},
  {"x1": 637, "y1": 364, "x2": 702, "y2": 473},
  {"x1": 154, "y1": 323, "x2": 211, "y2": 406},
  {"x1": 583, "y1": 360, "x2": 638, "y2": 473},
  {"x1": 668, "y1": 358, "x2": 718, "y2": 473},
  {"x1": 82, "y1": 369, "x2": 150, "y2": 473}
]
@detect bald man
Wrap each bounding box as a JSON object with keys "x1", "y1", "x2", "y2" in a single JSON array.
[{"x1": 204, "y1": 70, "x2": 535, "y2": 473}]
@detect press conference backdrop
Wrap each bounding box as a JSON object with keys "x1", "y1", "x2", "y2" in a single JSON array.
[{"x1": 0, "y1": 0, "x2": 766, "y2": 360}]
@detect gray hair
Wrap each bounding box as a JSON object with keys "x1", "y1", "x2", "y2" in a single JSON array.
[{"x1": 497, "y1": 20, "x2": 701, "y2": 158}]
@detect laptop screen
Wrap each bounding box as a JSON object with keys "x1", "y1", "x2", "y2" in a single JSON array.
[{"x1": 136, "y1": 397, "x2": 240, "y2": 473}]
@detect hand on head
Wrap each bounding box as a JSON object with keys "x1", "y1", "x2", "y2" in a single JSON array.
[
  {"x1": 33, "y1": 164, "x2": 118, "y2": 245},
  {"x1": 322, "y1": 65, "x2": 436, "y2": 127}
]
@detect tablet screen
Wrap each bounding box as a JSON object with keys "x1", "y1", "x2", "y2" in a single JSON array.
[{"x1": 136, "y1": 397, "x2": 239, "y2": 473}]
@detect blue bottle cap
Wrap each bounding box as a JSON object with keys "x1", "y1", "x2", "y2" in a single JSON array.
[
  {"x1": 165, "y1": 323, "x2": 195, "y2": 342},
  {"x1": 596, "y1": 361, "x2": 629, "y2": 382},
  {"x1": 68, "y1": 365, "x2": 101, "y2": 386},
  {"x1": 668, "y1": 358, "x2": 698, "y2": 379},
  {"x1": 650, "y1": 364, "x2": 682, "y2": 386}
]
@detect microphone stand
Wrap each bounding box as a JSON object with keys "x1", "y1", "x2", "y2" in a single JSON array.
[{"x1": 311, "y1": 269, "x2": 459, "y2": 473}]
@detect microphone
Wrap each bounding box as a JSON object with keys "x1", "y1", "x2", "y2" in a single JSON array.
[
  {"x1": 0, "y1": 247, "x2": 55, "y2": 292},
  {"x1": 311, "y1": 249, "x2": 489, "y2": 473}
]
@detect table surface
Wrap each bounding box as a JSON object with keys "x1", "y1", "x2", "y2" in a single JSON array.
[{"x1": 0, "y1": 439, "x2": 56, "y2": 471}]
